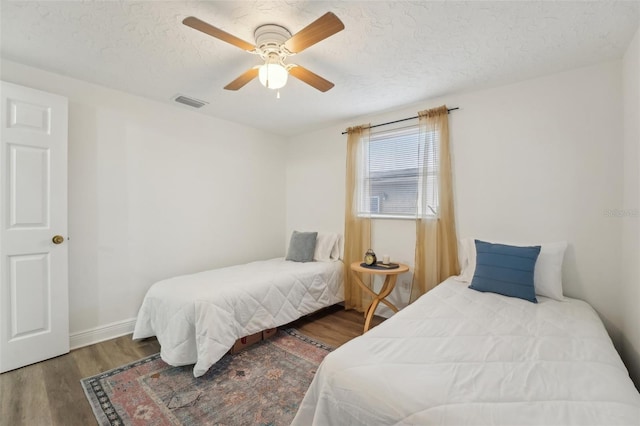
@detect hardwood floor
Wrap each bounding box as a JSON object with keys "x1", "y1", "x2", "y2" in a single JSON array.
[
  {"x1": 0, "y1": 305, "x2": 383, "y2": 426},
  {"x1": 289, "y1": 304, "x2": 384, "y2": 347}
]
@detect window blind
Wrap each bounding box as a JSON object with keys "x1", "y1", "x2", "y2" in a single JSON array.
[{"x1": 358, "y1": 125, "x2": 438, "y2": 218}]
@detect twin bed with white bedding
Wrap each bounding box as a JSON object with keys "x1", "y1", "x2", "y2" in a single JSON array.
[
  {"x1": 133, "y1": 231, "x2": 343, "y2": 377},
  {"x1": 293, "y1": 239, "x2": 640, "y2": 425},
  {"x1": 293, "y1": 277, "x2": 640, "y2": 425}
]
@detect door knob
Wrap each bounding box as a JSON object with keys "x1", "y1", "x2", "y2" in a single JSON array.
[{"x1": 52, "y1": 235, "x2": 64, "y2": 244}]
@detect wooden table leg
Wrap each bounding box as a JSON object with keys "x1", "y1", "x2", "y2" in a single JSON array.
[
  {"x1": 351, "y1": 271, "x2": 379, "y2": 300},
  {"x1": 362, "y1": 275, "x2": 399, "y2": 332},
  {"x1": 363, "y1": 297, "x2": 380, "y2": 332},
  {"x1": 377, "y1": 275, "x2": 399, "y2": 313}
]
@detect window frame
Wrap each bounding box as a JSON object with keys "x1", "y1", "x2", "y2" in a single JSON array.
[{"x1": 356, "y1": 124, "x2": 439, "y2": 220}]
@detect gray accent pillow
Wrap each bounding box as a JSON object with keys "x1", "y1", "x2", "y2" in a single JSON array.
[{"x1": 286, "y1": 231, "x2": 318, "y2": 262}]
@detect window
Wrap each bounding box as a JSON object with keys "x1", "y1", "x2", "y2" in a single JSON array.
[{"x1": 358, "y1": 125, "x2": 438, "y2": 218}]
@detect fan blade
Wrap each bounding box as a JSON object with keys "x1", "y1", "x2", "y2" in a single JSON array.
[
  {"x1": 289, "y1": 65, "x2": 334, "y2": 92},
  {"x1": 224, "y1": 68, "x2": 259, "y2": 90},
  {"x1": 283, "y1": 12, "x2": 344, "y2": 53},
  {"x1": 183, "y1": 16, "x2": 256, "y2": 52}
]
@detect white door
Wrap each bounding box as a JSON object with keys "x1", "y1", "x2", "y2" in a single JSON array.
[{"x1": 0, "y1": 81, "x2": 69, "y2": 373}]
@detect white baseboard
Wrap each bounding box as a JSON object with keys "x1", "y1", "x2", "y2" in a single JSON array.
[{"x1": 70, "y1": 318, "x2": 137, "y2": 350}]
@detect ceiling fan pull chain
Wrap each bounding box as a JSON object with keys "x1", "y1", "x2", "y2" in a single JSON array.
[{"x1": 277, "y1": 90, "x2": 281, "y2": 99}]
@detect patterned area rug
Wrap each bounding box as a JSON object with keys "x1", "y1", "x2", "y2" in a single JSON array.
[{"x1": 81, "y1": 329, "x2": 332, "y2": 426}]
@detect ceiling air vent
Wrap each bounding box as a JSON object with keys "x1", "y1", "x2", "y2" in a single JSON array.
[{"x1": 173, "y1": 95, "x2": 208, "y2": 109}]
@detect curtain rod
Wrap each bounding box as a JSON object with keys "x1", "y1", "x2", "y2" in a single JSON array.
[{"x1": 341, "y1": 107, "x2": 459, "y2": 135}]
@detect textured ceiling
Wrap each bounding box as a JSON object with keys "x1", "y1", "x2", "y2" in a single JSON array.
[{"x1": 1, "y1": 1, "x2": 638, "y2": 136}]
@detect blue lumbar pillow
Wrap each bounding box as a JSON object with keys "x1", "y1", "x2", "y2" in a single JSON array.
[{"x1": 469, "y1": 240, "x2": 541, "y2": 303}]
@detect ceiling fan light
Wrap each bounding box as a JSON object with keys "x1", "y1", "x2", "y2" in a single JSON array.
[{"x1": 258, "y1": 63, "x2": 288, "y2": 89}]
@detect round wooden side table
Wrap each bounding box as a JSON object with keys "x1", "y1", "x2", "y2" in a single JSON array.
[{"x1": 350, "y1": 261, "x2": 409, "y2": 333}]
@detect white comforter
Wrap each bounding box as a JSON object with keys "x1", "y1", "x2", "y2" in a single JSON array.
[
  {"x1": 293, "y1": 278, "x2": 640, "y2": 425},
  {"x1": 133, "y1": 258, "x2": 343, "y2": 377}
]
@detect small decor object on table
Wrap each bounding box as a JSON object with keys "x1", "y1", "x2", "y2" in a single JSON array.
[
  {"x1": 364, "y1": 249, "x2": 377, "y2": 266},
  {"x1": 372, "y1": 261, "x2": 400, "y2": 270}
]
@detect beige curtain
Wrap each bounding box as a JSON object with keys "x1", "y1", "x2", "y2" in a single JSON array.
[
  {"x1": 410, "y1": 105, "x2": 459, "y2": 302},
  {"x1": 344, "y1": 125, "x2": 371, "y2": 311}
]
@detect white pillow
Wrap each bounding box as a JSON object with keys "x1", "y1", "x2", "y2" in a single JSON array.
[
  {"x1": 457, "y1": 238, "x2": 567, "y2": 301},
  {"x1": 313, "y1": 232, "x2": 341, "y2": 262}
]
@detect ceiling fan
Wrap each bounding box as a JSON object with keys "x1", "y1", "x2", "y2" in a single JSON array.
[{"x1": 182, "y1": 12, "x2": 344, "y2": 93}]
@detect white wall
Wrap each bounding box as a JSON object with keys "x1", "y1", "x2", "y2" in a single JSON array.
[
  {"x1": 622, "y1": 27, "x2": 640, "y2": 388},
  {"x1": 286, "y1": 60, "x2": 627, "y2": 346},
  {"x1": 1, "y1": 60, "x2": 287, "y2": 344}
]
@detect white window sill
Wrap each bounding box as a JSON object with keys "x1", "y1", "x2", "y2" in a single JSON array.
[{"x1": 357, "y1": 214, "x2": 437, "y2": 220}]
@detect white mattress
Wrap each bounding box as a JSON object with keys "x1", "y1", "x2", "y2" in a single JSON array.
[
  {"x1": 133, "y1": 258, "x2": 343, "y2": 377},
  {"x1": 293, "y1": 278, "x2": 640, "y2": 426}
]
